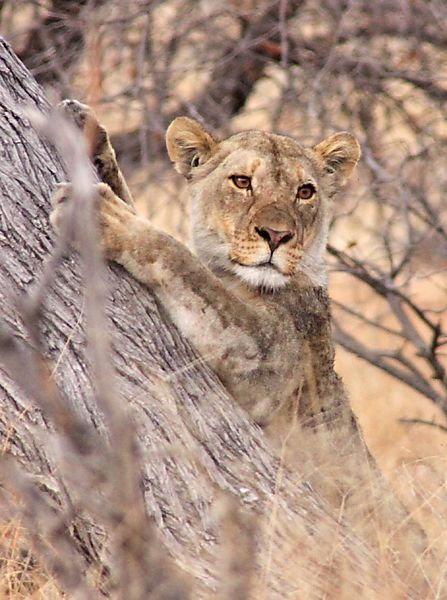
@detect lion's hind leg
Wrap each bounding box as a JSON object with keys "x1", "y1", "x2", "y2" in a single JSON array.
[{"x1": 58, "y1": 99, "x2": 134, "y2": 207}]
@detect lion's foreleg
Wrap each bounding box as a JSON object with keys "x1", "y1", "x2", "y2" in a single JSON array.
[{"x1": 58, "y1": 99, "x2": 134, "y2": 207}]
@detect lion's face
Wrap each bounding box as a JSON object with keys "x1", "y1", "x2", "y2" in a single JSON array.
[{"x1": 166, "y1": 120, "x2": 360, "y2": 289}]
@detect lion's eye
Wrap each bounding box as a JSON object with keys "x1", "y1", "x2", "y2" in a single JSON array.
[
  {"x1": 230, "y1": 175, "x2": 252, "y2": 190},
  {"x1": 191, "y1": 154, "x2": 200, "y2": 168},
  {"x1": 297, "y1": 183, "x2": 316, "y2": 201}
]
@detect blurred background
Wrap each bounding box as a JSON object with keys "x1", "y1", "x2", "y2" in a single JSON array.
[{"x1": 1, "y1": 0, "x2": 446, "y2": 575}]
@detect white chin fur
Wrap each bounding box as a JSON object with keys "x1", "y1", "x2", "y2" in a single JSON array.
[{"x1": 233, "y1": 264, "x2": 289, "y2": 290}]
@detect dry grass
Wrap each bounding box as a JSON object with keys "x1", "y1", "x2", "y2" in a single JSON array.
[{"x1": 0, "y1": 519, "x2": 62, "y2": 599}]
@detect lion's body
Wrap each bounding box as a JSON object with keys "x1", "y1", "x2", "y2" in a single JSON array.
[
  {"x1": 50, "y1": 101, "x2": 432, "y2": 592},
  {"x1": 52, "y1": 101, "x2": 361, "y2": 431}
]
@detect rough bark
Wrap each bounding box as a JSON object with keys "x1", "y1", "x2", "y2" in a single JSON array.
[{"x1": 0, "y1": 38, "x2": 434, "y2": 598}]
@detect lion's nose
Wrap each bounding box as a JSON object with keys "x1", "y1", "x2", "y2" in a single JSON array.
[{"x1": 255, "y1": 226, "x2": 294, "y2": 252}]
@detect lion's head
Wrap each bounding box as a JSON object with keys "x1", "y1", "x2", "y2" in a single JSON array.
[{"x1": 166, "y1": 118, "x2": 360, "y2": 290}]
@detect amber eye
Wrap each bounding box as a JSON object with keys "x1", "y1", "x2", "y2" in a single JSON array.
[
  {"x1": 297, "y1": 183, "x2": 316, "y2": 201},
  {"x1": 230, "y1": 175, "x2": 252, "y2": 190}
]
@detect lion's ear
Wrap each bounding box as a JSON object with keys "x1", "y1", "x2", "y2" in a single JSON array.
[
  {"x1": 166, "y1": 117, "x2": 217, "y2": 178},
  {"x1": 313, "y1": 132, "x2": 361, "y2": 186}
]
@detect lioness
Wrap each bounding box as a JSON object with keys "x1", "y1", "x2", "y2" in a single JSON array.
[
  {"x1": 51, "y1": 102, "x2": 430, "y2": 591},
  {"x1": 51, "y1": 100, "x2": 359, "y2": 429}
]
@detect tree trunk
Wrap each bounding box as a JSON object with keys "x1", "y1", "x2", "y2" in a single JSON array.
[{"x1": 0, "y1": 38, "x2": 435, "y2": 599}]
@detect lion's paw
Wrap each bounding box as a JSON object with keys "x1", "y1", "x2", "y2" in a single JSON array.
[
  {"x1": 58, "y1": 99, "x2": 97, "y2": 130},
  {"x1": 58, "y1": 99, "x2": 107, "y2": 159},
  {"x1": 94, "y1": 183, "x2": 136, "y2": 258},
  {"x1": 50, "y1": 182, "x2": 135, "y2": 259}
]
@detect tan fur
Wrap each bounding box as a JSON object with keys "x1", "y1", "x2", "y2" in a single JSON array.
[{"x1": 51, "y1": 102, "x2": 433, "y2": 593}]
